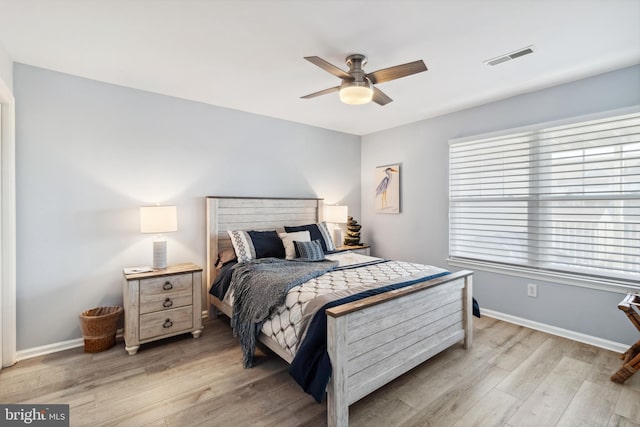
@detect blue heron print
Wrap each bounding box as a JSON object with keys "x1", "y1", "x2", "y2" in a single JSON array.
[{"x1": 376, "y1": 166, "x2": 399, "y2": 212}]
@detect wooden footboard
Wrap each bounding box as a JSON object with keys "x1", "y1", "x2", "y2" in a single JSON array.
[
  {"x1": 206, "y1": 197, "x2": 474, "y2": 427},
  {"x1": 325, "y1": 270, "x2": 473, "y2": 427}
]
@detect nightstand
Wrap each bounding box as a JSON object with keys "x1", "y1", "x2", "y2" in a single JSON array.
[
  {"x1": 336, "y1": 244, "x2": 371, "y2": 256},
  {"x1": 122, "y1": 263, "x2": 203, "y2": 355}
]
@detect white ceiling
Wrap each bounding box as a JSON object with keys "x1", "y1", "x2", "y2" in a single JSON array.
[{"x1": 0, "y1": 0, "x2": 639, "y2": 135}]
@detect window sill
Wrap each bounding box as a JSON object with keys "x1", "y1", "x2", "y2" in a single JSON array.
[{"x1": 446, "y1": 258, "x2": 640, "y2": 294}]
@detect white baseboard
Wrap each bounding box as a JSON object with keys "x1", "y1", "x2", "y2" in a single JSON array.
[
  {"x1": 16, "y1": 329, "x2": 124, "y2": 361},
  {"x1": 16, "y1": 310, "x2": 628, "y2": 361},
  {"x1": 16, "y1": 311, "x2": 209, "y2": 361},
  {"x1": 481, "y1": 308, "x2": 628, "y2": 354}
]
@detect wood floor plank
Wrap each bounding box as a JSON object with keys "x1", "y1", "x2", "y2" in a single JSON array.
[
  {"x1": 495, "y1": 337, "x2": 564, "y2": 400},
  {"x1": 473, "y1": 315, "x2": 500, "y2": 331},
  {"x1": 140, "y1": 420, "x2": 168, "y2": 427},
  {"x1": 87, "y1": 356, "x2": 288, "y2": 425},
  {"x1": 392, "y1": 342, "x2": 500, "y2": 410},
  {"x1": 608, "y1": 413, "x2": 640, "y2": 427},
  {"x1": 451, "y1": 388, "x2": 522, "y2": 427},
  {"x1": 474, "y1": 318, "x2": 524, "y2": 349},
  {"x1": 506, "y1": 356, "x2": 591, "y2": 427},
  {"x1": 614, "y1": 386, "x2": 640, "y2": 424},
  {"x1": 163, "y1": 369, "x2": 305, "y2": 427},
  {"x1": 399, "y1": 364, "x2": 511, "y2": 427},
  {"x1": 556, "y1": 380, "x2": 621, "y2": 427},
  {"x1": 350, "y1": 395, "x2": 417, "y2": 427},
  {"x1": 487, "y1": 326, "x2": 549, "y2": 371}
]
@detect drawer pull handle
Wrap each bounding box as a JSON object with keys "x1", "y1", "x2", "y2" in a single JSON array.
[
  {"x1": 162, "y1": 282, "x2": 173, "y2": 291},
  {"x1": 163, "y1": 319, "x2": 173, "y2": 328},
  {"x1": 163, "y1": 298, "x2": 173, "y2": 308}
]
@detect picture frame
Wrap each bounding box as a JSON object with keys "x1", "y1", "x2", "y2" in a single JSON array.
[{"x1": 375, "y1": 163, "x2": 400, "y2": 213}]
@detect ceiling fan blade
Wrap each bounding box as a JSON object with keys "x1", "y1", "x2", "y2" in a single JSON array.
[
  {"x1": 304, "y1": 56, "x2": 352, "y2": 80},
  {"x1": 367, "y1": 60, "x2": 427, "y2": 84},
  {"x1": 372, "y1": 87, "x2": 393, "y2": 106},
  {"x1": 300, "y1": 86, "x2": 340, "y2": 99}
]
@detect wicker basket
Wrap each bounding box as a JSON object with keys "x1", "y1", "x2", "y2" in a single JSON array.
[{"x1": 79, "y1": 306, "x2": 123, "y2": 353}]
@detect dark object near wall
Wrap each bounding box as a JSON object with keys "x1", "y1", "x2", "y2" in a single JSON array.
[
  {"x1": 473, "y1": 298, "x2": 481, "y2": 318},
  {"x1": 343, "y1": 216, "x2": 361, "y2": 246}
]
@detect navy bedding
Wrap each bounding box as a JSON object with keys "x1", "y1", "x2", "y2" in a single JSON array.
[{"x1": 209, "y1": 260, "x2": 237, "y2": 300}]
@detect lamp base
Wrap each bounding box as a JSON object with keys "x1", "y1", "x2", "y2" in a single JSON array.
[
  {"x1": 153, "y1": 239, "x2": 168, "y2": 269},
  {"x1": 333, "y1": 228, "x2": 343, "y2": 249}
]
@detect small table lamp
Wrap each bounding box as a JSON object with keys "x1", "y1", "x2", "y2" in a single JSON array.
[
  {"x1": 325, "y1": 205, "x2": 348, "y2": 247},
  {"x1": 140, "y1": 205, "x2": 177, "y2": 269}
]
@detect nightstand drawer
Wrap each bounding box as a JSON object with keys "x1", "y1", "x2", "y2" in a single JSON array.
[
  {"x1": 139, "y1": 306, "x2": 193, "y2": 340},
  {"x1": 139, "y1": 290, "x2": 192, "y2": 314},
  {"x1": 140, "y1": 274, "x2": 192, "y2": 296}
]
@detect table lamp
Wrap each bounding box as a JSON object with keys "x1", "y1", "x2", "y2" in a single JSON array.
[
  {"x1": 140, "y1": 205, "x2": 177, "y2": 269},
  {"x1": 325, "y1": 205, "x2": 348, "y2": 247}
]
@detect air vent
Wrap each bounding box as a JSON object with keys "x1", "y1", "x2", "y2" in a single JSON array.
[{"x1": 485, "y1": 45, "x2": 535, "y2": 67}]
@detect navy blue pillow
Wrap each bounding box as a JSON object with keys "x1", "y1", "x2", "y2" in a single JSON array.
[
  {"x1": 284, "y1": 223, "x2": 335, "y2": 252},
  {"x1": 246, "y1": 230, "x2": 285, "y2": 259}
]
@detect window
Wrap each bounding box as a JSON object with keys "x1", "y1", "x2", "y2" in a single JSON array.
[{"x1": 449, "y1": 109, "x2": 640, "y2": 285}]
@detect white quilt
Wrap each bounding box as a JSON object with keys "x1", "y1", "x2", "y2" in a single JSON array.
[{"x1": 257, "y1": 252, "x2": 447, "y2": 358}]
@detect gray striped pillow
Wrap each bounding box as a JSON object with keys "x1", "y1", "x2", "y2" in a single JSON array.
[{"x1": 293, "y1": 240, "x2": 325, "y2": 261}]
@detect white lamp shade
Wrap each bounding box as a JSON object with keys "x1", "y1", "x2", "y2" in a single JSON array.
[
  {"x1": 140, "y1": 206, "x2": 178, "y2": 233},
  {"x1": 325, "y1": 205, "x2": 348, "y2": 223}
]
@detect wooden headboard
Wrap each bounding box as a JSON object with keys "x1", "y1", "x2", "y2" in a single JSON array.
[{"x1": 205, "y1": 196, "x2": 324, "y2": 292}]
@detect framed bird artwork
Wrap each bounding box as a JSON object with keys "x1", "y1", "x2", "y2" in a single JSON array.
[{"x1": 375, "y1": 163, "x2": 400, "y2": 213}]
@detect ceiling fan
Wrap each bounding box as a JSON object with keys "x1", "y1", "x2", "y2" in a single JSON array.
[{"x1": 301, "y1": 54, "x2": 427, "y2": 106}]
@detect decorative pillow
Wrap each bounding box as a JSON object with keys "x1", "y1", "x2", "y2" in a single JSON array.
[
  {"x1": 248, "y1": 230, "x2": 285, "y2": 259},
  {"x1": 294, "y1": 240, "x2": 325, "y2": 261},
  {"x1": 284, "y1": 222, "x2": 335, "y2": 252},
  {"x1": 227, "y1": 230, "x2": 285, "y2": 262},
  {"x1": 278, "y1": 231, "x2": 311, "y2": 259},
  {"x1": 215, "y1": 248, "x2": 237, "y2": 269}
]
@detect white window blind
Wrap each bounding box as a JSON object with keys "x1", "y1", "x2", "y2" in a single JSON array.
[{"x1": 449, "y1": 110, "x2": 640, "y2": 284}]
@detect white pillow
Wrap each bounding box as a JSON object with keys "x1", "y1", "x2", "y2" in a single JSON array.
[{"x1": 278, "y1": 231, "x2": 311, "y2": 259}]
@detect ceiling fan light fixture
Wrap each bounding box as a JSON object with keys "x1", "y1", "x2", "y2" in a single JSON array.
[
  {"x1": 339, "y1": 81, "x2": 373, "y2": 105},
  {"x1": 302, "y1": 54, "x2": 427, "y2": 106}
]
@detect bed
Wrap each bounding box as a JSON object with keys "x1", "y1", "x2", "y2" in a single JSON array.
[{"x1": 206, "y1": 196, "x2": 473, "y2": 427}]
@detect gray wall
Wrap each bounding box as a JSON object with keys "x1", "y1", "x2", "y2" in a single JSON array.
[
  {"x1": 361, "y1": 64, "x2": 640, "y2": 345},
  {"x1": 13, "y1": 61, "x2": 640, "y2": 350},
  {"x1": 14, "y1": 64, "x2": 361, "y2": 350}
]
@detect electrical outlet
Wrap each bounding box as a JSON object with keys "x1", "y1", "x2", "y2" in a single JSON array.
[{"x1": 527, "y1": 283, "x2": 537, "y2": 298}]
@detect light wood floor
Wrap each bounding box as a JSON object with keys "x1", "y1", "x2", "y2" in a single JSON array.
[{"x1": 1, "y1": 316, "x2": 639, "y2": 427}]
